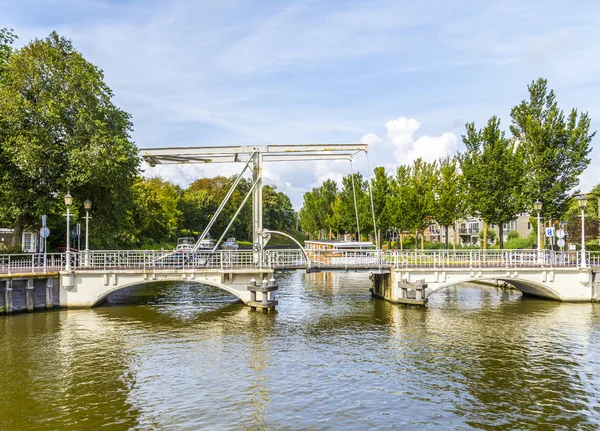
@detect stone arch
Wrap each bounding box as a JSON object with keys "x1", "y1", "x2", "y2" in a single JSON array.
[
  {"x1": 426, "y1": 277, "x2": 562, "y2": 301},
  {"x1": 90, "y1": 279, "x2": 245, "y2": 308}
]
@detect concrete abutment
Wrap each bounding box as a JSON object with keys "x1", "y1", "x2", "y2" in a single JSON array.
[
  {"x1": 372, "y1": 267, "x2": 595, "y2": 304},
  {"x1": 0, "y1": 275, "x2": 60, "y2": 314}
]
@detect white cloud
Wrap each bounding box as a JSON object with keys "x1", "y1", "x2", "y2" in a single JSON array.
[
  {"x1": 371, "y1": 117, "x2": 458, "y2": 167},
  {"x1": 361, "y1": 133, "x2": 382, "y2": 147}
]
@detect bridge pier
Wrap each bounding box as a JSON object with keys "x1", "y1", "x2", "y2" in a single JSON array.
[
  {"x1": 247, "y1": 277, "x2": 278, "y2": 312},
  {"x1": 371, "y1": 272, "x2": 428, "y2": 306},
  {"x1": 46, "y1": 278, "x2": 54, "y2": 309},
  {"x1": 26, "y1": 279, "x2": 34, "y2": 312},
  {"x1": 4, "y1": 279, "x2": 13, "y2": 314},
  {"x1": 592, "y1": 271, "x2": 600, "y2": 302}
]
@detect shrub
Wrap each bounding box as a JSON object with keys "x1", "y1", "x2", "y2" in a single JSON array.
[{"x1": 507, "y1": 230, "x2": 520, "y2": 241}]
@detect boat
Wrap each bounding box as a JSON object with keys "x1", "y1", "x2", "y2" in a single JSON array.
[
  {"x1": 176, "y1": 237, "x2": 196, "y2": 252},
  {"x1": 222, "y1": 237, "x2": 239, "y2": 250}
]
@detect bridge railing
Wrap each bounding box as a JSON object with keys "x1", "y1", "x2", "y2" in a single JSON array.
[
  {"x1": 1, "y1": 249, "x2": 599, "y2": 274},
  {"x1": 388, "y1": 249, "x2": 585, "y2": 269},
  {"x1": 84, "y1": 250, "x2": 260, "y2": 270},
  {"x1": 0, "y1": 253, "x2": 67, "y2": 275}
]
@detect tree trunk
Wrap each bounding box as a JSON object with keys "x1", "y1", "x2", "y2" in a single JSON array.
[
  {"x1": 444, "y1": 225, "x2": 449, "y2": 249},
  {"x1": 453, "y1": 221, "x2": 457, "y2": 250},
  {"x1": 482, "y1": 222, "x2": 488, "y2": 250},
  {"x1": 420, "y1": 230, "x2": 424, "y2": 250},
  {"x1": 11, "y1": 215, "x2": 22, "y2": 248},
  {"x1": 499, "y1": 224, "x2": 504, "y2": 249},
  {"x1": 399, "y1": 229, "x2": 403, "y2": 251}
]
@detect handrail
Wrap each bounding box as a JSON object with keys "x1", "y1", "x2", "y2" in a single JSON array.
[{"x1": 1, "y1": 249, "x2": 599, "y2": 273}]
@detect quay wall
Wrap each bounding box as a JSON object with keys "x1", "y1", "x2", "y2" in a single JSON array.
[{"x1": 1, "y1": 276, "x2": 59, "y2": 314}]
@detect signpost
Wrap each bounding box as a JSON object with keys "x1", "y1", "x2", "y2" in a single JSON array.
[
  {"x1": 556, "y1": 230, "x2": 566, "y2": 251},
  {"x1": 40, "y1": 215, "x2": 50, "y2": 273}
]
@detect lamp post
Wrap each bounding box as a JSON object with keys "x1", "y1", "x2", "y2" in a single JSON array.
[
  {"x1": 534, "y1": 200, "x2": 542, "y2": 263},
  {"x1": 578, "y1": 194, "x2": 588, "y2": 268},
  {"x1": 64, "y1": 192, "x2": 73, "y2": 271},
  {"x1": 84, "y1": 199, "x2": 92, "y2": 267}
]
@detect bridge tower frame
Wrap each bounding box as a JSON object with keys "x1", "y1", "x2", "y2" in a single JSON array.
[{"x1": 139, "y1": 144, "x2": 368, "y2": 253}]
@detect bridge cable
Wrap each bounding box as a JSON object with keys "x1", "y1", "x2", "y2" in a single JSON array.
[
  {"x1": 211, "y1": 176, "x2": 261, "y2": 253},
  {"x1": 193, "y1": 151, "x2": 257, "y2": 253},
  {"x1": 350, "y1": 158, "x2": 361, "y2": 243},
  {"x1": 365, "y1": 150, "x2": 379, "y2": 251}
]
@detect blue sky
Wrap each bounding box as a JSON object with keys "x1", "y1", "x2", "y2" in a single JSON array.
[{"x1": 3, "y1": 0, "x2": 599, "y2": 207}]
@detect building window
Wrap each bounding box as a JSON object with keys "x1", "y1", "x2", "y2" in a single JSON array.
[
  {"x1": 528, "y1": 222, "x2": 532, "y2": 230},
  {"x1": 23, "y1": 232, "x2": 33, "y2": 252}
]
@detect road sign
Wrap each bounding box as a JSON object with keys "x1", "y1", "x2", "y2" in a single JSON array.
[
  {"x1": 557, "y1": 239, "x2": 565, "y2": 248},
  {"x1": 556, "y1": 229, "x2": 565, "y2": 239},
  {"x1": 545, "y1": 227, "x2": 554, "y2": 237},
  {"x1": 40, "y1": 227, "x2": 50, "y2": 238}
]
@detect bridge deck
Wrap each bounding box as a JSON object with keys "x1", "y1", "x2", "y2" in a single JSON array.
[{"x1": 1, "y1": 249, "x2": 599, "y2": 275}]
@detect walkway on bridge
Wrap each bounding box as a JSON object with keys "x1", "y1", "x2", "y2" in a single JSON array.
[{"x1": 2, "y1": 249, "x2": 599, "y2": 276}]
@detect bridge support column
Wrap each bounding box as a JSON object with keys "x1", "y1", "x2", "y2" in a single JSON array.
[
  {"x1": 46, "y1": 278, "x2": 54, "y2": 309},
  {"x1": 592, "y1": 272, "x2": 600, "y2": 302},
  {"x1": 4, "y1": 279, "x2": 13, "y2": 314},
  {"x1": 26, "y1": 279, "x2": 34, "y2": 312},
  {"x1": 252, "y1": 153, "x2": 263, "y2": 263},
  {"x1": 371, "y1": 272, "x2": 427, "y2": 306},
  {"x1": 247, "y1": 276, "x2": 278, "y2": 312}
]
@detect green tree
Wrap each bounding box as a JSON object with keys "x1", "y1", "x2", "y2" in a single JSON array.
[
  {"x1": 338, "y1": 173, "x2": 370, "y2": 240},
  {"x1": 263, "y1": 185, "x2": 294, "y2": 231},
  {"x1": 0, "y1": 28, "x2": 17, "y2": 82},
  {"x1": 320, "y1": 179, "x2": 339, "y2": 238},
  {"x1": 510, "y1": 78, "x2": 595, "y2": 219},
  {"x1": 386, "y1": 165, "x2": 412, "y2": 250},
  {"x1": 404, "y1": 159, "x2": 437, "y2": 250},
  {"x1": 460, "y1": 116, "x2": 525, "y2": 249},
  {"x1": 0, "y1": 32, "x2": 139, "y2": 247},
  {"x1": 179, "y1": 188, "x2": 213, "y2": 236},
  {"x1": 432, "y1": 156, "x2": 466, "y2": 249},
  {"x1": 370, "y1": 166, "x2": 391, "y2": 247},
  {"x1": 186, "y1": 176, "x2": 252, "y2": 241},
  {"x1": 120, "y1": 177, "x2": 183, "y2": 247},
  {"x1": 298, "y1": 180, "x2": 339, "y2": 239},
  {"x1": 299, "y1": 189, "x2": 320, "y2": 238}
]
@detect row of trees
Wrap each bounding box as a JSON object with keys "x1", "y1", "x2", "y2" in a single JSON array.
[
  {"x1": 120, "y1": 176, "x2": 294, "y2": 248},
  {"x1": 0, "y1": 29, "x2": 295, "y2": 250},
  {"x1": 300, "y1": 78, "x2": 596, "y2": 249}
]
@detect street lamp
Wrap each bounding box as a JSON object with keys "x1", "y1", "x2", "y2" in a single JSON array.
[
  {"x1": 84, "y1": 199, "x2": 92, "y2": 267},
  {"x1": 578, "y1": 194, "x2": 588, "y2": 268},
  {"x1": 64, "y1": 192, "x2": 73, "y2": 271},
  {"x1": 534, "y1": 200, "x2": 542, "y2": 262}
]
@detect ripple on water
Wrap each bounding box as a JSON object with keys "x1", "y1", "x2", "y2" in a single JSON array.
[{"x1": 0, "y1": 274, "x2": 599, "y2": 430}]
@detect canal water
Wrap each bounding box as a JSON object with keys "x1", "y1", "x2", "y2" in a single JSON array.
[{"x1": 1, "y1": 272, "x2": 599, "y2": 430}]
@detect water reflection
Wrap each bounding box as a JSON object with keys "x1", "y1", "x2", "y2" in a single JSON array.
[
  {"x1": 0, "y1": 310, "x2": 141, "y2": 430},
  {"x1": 0, "y1": 274, "x2": 599, "y2": 430}
]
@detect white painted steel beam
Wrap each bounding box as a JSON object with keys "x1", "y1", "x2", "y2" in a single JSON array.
[
  {"x1": 139, "y1": 144, "x2": 367, "y2": 165},
  {"x1": 143, "y1": 153, "x2": 355, "y2": 165}
]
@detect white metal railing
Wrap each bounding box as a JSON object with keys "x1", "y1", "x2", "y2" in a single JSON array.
[
  {"x1": 0, "y1": 253, "x2": 67, "y2": 275},
  {"x1": 0, "y1": 249, "x2": 599, "y2": 274}
]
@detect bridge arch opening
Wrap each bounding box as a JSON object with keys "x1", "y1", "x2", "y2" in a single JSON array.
[
  {"x1": 426, "y1": 277, "x2": 562, "y2": 301},
  {"x1": 91, "y1": 279, "x2": 245, "y2": 308}
]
